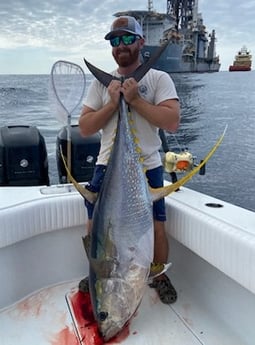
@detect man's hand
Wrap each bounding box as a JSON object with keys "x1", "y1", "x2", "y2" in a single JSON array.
[
  {"x1": 121, "y1": 78, "x2": 140, "y2": 105},
  {"x1": 108, "y1": 79, "x2": 122, "y2": 109}
]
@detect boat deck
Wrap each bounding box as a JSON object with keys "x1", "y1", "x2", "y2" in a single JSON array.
[
  {"x1": 0, "y1": 276, "x2": 247, "y2": 345},
  {"x1": 1, "y1": 184, "x2": 255, "y2": 344}
]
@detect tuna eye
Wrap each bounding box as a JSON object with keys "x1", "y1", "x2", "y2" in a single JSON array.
[{"x1": 98, "y1": 311, "x2": 108, "y2": 321}]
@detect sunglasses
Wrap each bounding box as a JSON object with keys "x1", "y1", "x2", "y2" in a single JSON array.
[{"x1": 110, "y1": 34, "x2": 140, "y2": 47}]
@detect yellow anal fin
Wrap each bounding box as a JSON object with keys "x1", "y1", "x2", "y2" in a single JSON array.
[
  {"x1": 60, "y1": 148, "x2": 97, "y2": 204},
  {"x1": 150, "y1": 126, "x2": 227, "y2": 201}
]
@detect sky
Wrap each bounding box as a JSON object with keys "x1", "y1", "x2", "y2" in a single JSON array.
[{"x1": 0, "y1": 0, "x2": 254, "y2": 74}]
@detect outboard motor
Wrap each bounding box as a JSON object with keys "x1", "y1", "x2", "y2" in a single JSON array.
[
  {"x1": 0, "y1": 125, "x2": 49, "y2": 186},
  {"x1": 56, "y1": 125, "x2": 100, "y2": 183}
]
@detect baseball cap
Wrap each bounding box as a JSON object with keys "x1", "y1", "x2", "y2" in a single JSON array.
[{"x1": 105, "y1": 16, "x2": 143, "y2": 40}]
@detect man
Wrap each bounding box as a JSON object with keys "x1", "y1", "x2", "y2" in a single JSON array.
[{"x1": 79, "y1": 16, "x2": 180, "y2": 304}]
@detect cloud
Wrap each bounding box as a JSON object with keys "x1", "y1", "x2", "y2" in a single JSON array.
[
  {"x1": 0, "y1": 0, "x2": 148, "y2": 72},
  {"x1": 0, "y1": 0, "x2": 254, "y2": 73}
]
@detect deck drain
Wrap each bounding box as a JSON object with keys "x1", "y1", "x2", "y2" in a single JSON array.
[{"x1": 205, "y1": 202, "x2": 223, "y2": 208}]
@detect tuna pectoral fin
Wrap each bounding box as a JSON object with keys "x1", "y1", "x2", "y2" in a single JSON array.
[
  {"x1": 90, "y1": 257, "x2": 118, "y2": 278},
  {"x1": 60, "y1": 148, "x2": 97, "y2": 204},
  {"x1": 149, "y1": 262, "x2": 172, "y2": 280},
  {"x1": 150, "y1": 126, "x2": 227, "y2": 202}
]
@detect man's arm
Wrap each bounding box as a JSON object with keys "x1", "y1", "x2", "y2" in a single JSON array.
[
  {"x1": 129, "y1": 97, "x2": 180, "y2": 132},
  {"x1": 121, "y1": 78, "x2": 180, "y2": 132},
  {"x1": 79, "y1": 80, "x2": 122, "y2": 137},
  {"x1": 79, "y1": 103, "x2": 115, "y2": 137}
]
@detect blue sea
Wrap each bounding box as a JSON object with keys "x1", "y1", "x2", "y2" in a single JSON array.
[{"x1": 0, "y1": 72, "x2": 254, "y2": 212}]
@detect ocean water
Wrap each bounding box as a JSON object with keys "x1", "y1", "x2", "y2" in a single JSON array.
[{"x1": 0, "y1": 72, "x2": 254, "y2": 212}]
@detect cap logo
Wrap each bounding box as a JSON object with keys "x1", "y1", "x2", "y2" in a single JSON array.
[
  {"x1": 104, "y1": 15, "x2": 143, "y2": 40},
  {"x1": 112, "y1": 18, "x2": 129, "y2": 30}
]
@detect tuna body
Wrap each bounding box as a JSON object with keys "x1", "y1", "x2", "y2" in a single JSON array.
[{"x1": 89, "y1": 97, "x2": 154, "y2": 340}]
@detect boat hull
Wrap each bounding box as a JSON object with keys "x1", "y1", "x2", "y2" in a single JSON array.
[
  {"x1": 229, "y1": 65, "x2": 251, "y2": 71},
  {"x1": 142, "y1": 44, "x2": 220, "y2": 73},
  {"x1": 229, "y1": 46, "x2": 252, "y2": 72}
]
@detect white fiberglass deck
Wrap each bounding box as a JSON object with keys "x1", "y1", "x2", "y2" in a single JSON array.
[
  {"x1": 0, "y1": 276, "x2": 250, "y2": 345},
  {"x1": 1, "y1": 183, "x2": 255, "y2": 344}
]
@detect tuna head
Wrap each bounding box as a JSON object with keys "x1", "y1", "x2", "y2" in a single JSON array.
[{"x1": 94, "y1": 266, "x2": 148, "y2": 341}]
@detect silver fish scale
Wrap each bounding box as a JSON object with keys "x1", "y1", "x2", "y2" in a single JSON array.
[{"x1": 101, "y1": 98, "x2": 153, "y2": 248}]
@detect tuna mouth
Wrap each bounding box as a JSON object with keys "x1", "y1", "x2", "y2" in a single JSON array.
[
  {"x1": 99, "y1": 321, "x2": 124, "y2": 341},
  {"x1": 102, "y1": 328, "x2": 122, "y2": 342}
]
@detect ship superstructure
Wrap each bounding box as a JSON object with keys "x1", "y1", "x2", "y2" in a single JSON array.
[
  {"x1": 114, "y1": 0, "x2": 220, "y2": 73},
  {"x1": 229, "y1": 46, "x2": 252, "y2": 72}
]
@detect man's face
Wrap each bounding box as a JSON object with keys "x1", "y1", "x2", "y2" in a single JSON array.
[{"x1": 111, "y1": 32, "x2": 144, "y2": 67}]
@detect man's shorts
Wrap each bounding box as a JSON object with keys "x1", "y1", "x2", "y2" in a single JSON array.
[{"x1": 85, "y1": 164, "x2": 166, "y2": 222}]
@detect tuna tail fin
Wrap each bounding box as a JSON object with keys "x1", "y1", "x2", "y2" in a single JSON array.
[
  {"x1": 150, "y1": 126, "x2": 227, "y2": 202},
  {"x1": 60, "y1": 147, "x2": 98, "y2": 204},
  {"x1": 84, "y1": 40, "x2": 169, "y2": 87}
]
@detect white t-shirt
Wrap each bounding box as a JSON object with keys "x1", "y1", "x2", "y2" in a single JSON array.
[{"x1": 84, "y1": 68, "x2": 178, "y2": 170}]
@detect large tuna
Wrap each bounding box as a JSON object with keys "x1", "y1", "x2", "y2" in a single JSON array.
[
  {"x1": 62, "y1": 56, "x2": 226, "y2": 341},
  {"x1": 88, "y1": 93, "x2": 154, "y2": 340}
]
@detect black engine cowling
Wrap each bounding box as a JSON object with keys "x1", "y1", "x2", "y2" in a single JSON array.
[
  {"x1": 0, "y1": 125, "x2": 49, "y2": 186},
  {"x1": 56, "y1": 125, "x2": 101, "y2": 183}
]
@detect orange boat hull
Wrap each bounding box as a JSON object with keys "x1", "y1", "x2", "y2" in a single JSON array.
[{"x1": 229, "y1": 65, "x2": 251, "y2": 71}]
